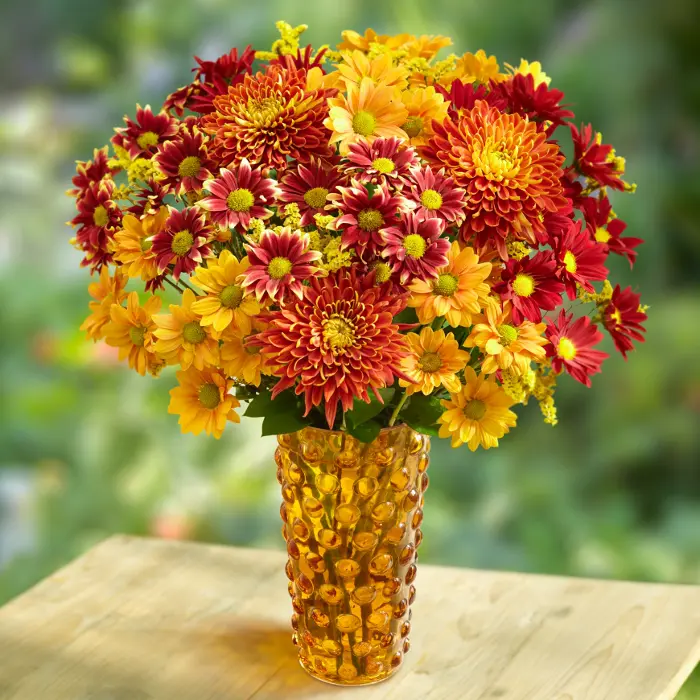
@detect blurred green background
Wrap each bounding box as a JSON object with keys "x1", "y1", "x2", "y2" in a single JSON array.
[{"x1": 1, "y1": 0, "x2": 698, "y2": 694}]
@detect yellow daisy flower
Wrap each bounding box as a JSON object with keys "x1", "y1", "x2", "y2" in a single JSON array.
[
  {"x1": 325, "y1": 78, "x2": 408, "y2": 154},
  {"x1": 337, "y1": 29, "x2": 412, "y2": 53},
  {"x1": 335, "y1": 50, "x2": 409, "y2": 91},
  {"x1": 402, "y1": 35, "x2": 453, "y2": 60},
  {"x1": 190, "y1": 251, "x2": 260, "y2": 334},
  {"x1": 153, "y1": 289, "x2": 219, "y2": 370},
  {"x1": 102, "y1": 292, "x2": 162, "y2": 376},
  {"x1": 438, "y1": 367, "x2": 517, "y2": 450},
  {"x1": 112, "y1": 207, "x2": 168, "y2": 281},
  {"x1": 399, "y1": 85, "x2": 448, "y2": 146},
  {"x1": 408, "y1": 241, "x2": 492, "y2": 327},
  {"x1": 168, "y1": 366, "x2": 240, "y2": 439},
  {"x1": 399, "y1": 327, "x2": 469, "y2": 396},
  {"x1": 80, "y1": 266, "x2": 128, "y2": 341},
  {"x1": 506, "y1": 59, "x2": 551, "y2": 87},
  {"x1": 465, "y1": 300, "x2": 548, "y2": 375},
  {"x1": 442, "y1": 50, "x2": 502, "y2": 86},
  {"x1": 220, "y1": 325, "x2": 272, "y2": 387}
]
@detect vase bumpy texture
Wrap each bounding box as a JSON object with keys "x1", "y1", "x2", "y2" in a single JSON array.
[{"x1": 276, "y1": 425, "x2": 430, "y2": 686}]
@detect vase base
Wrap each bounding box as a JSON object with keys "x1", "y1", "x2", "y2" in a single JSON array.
[{"x1": 299, "y1": 657, "x2": 399, "y2": 687}]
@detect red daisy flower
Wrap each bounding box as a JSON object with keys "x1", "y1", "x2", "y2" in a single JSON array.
[
  {"x1": 552, "y1": 219, "x2": 608, "y2": 299},
  {"x1": 242, "y1": 228, "x2": 322, "y2": 303},
  {"x1": 493, "y1": 251, "x2": 565, "y2": 324},
  {"x1": 345, "y1": 137, "x2": 419, "y2": 189},
  {"x1": 422, "y1": 100, "x2": 568, "y2": 258},
  {"x1": 154, "y1": 125, "x2": 214, "y2": 194},
  {"x1": 199, "y1": 159, "x2": 278, "y2": 231},
  {"x1": 546, "y1": 310, "x2": 608, "y2": 387},
  {"x1": 251, "y1": 267, "x2": 410, "y2": 428},
  {"x1": 277, "y1": 159, "x2": 346, "y2": 227},
  {"x1": 113, "y1": 105, "x2": 178, "y2": 158},
  {"x1": 71, "y1": 180, "x2": 122, "y2": 271},
  {"x1": 69, "y1": 146, "x2": 115, "y2": 200},
  {"x1": 125, "y1": 179, "x2": 172, "y2": 217},
  {"x1": 381, "y1": 212, "x2": 450, "y2": 284},
  {"x1": 436, "y1": 81, "x2": 507, "y2": 117},
  {"x1": 580, "y1": 195, "x2": 643, "y2": 268},
  {"x1": 270, "y1": 46, "x2": 328, "y2": 73},
  {"x1": 570, "y1": 123, "x2": 627, "y2": 191},
  {"x1": 404, "y1": 164, "x2": 467, "y2": 226},
  {"x1": 602, "y1": 285, "x2": 647, "y2": 358},
  {"x1": 328, "y1": 180, "x2": 405, "y2": 259},
  {"x1": 152, "y1": 206, "x2": 213, "y2": 280}
]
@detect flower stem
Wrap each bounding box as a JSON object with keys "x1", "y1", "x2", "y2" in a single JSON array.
[
  {"x1": 179, "y1": 277, "x2": 198, "y2": 294},
  {"x1": 388, "y1": 391, "x2": 409, "y2": 427},
  {"x1": 164, "y1": 276, "x2": 184, "y2": 294}
]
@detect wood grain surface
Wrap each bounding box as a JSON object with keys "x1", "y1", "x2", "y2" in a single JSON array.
[{"x1": 0, "y1": 535, "x2": 698, "y2": 700}]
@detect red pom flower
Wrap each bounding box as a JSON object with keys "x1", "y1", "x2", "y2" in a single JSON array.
[
  {"x1": 152, "y1": 207, "x2": 213, "y2": 280},
  {"x1": 552, "y1": 219, "x2": 608, "y2": 299},
  {"x1": 603, "y1": 285, "x2": 647, "y2": 358},
  {"x1": 113, "y1": 105, "x2": 178, "y2": 158},
  {"x1": 404, "y1": 165, "x2": 467, "y2": 226},
  {"x1": 345, "y1": 137, "x2": 419, "y2": 188},
  {"x1": 546, "y1": 309, "x2": 608, "y2": 387}
]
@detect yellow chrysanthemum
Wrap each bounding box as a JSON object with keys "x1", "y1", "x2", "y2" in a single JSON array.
[
  {"x1": 103, "y1": 292, "x2": 162, "y2": 376},
  {"x1": 190, "y1": 251, "x2": 260, "y2": 334},
  {"x1": 112, "y1": 207, "x2": 168, "y2": 281},
  {"x1": 220, "y1": 326, "x2": 273, "y2": 387},
  {"x1": 325, "y1": 78, "x2": 408, "y2": 154},
  {"x1": 465, "y1": 300, "x2": 548, "y2": 375},
  {"x1": 80, "y1": 266, "x2": 128, "y2": 341},
  {"x1": 399, "y1": 327, "x2": 469, "y2": 396},
  {"x1": 168, "y1": 366, "x2": 240, "y2": 439},
  {"x1": 506, "y1": 59, "x2": 551, "y2": 87},
  {"x1": 335, "y1": 50, "x2": 409, "y2": 91},
  {"x1": 438, "y1": 367, "x2": 517, "y2": 450},
  {"x1": 442, "y1": 49, "x2": 502, "y2": 86},
  {"x1": 153, "y1": 289, "x2": 219, "y2": 370},
  {"x1": 399, "y1": 86, "x2": 449, "y2": 146},
  {"x1": 408, "y1": 241, "x2": 492, "y2": 327}
]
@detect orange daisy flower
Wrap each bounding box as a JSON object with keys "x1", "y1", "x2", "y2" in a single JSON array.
[
  {"x1": 112, "y1": 207, "x2": 168, "y2": 282},
  {"x1": 335, "y1": 50, "x2": 409, "y2": 91},
  {"x1": 399, "y1": 86, "x2": 448, "y2": 147},
  {"x1": 442, "y1": 50, "x2": 503, "y2": 86},
  {"x1": 80, "y1": 266, "x2": 128, "y2": 341},
  {"x1": 220, "y1": 325, "x2": 273, "y2": 387}
]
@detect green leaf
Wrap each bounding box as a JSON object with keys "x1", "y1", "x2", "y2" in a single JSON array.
[
  {"x1": 261, "y1": 410, "x2": 310, "y2": 437},
  {"x1": 393, "y1": 307, "x2": 419, "y2": 326},
  {"x1": 347, "y1": 419, "x2": 382, "y2": 443},
  {"x1": 345, "y1": 387, "x2": 395, "y2": 428},
  {"x1": 400, "y1": 393, "x2": 444, "y2": 437},
  {"x1": 245, "y1": 389, "x2": 311, "y2": 436},
  {"x1": 243, "y1": 391, "x2": 274, "y2": 417}
]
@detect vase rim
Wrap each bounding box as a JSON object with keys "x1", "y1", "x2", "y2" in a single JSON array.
[{"x1": 289, "y1": 423, "x2": 413, "y2": 437}]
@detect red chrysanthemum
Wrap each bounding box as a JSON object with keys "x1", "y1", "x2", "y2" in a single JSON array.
[
  {"x1": 154, "y1": 125, "x2": 214, "y2": 194},
  {"x1": 570, "y1": 123, "x2": 627, "y2": 191},
  {"x1": 69, "y1": 146, "x2": 115, "y2": 200},
  {"x1": 277, "y1": 158, "x2": 346, "y2": 227},
  {"x1": 552, "y1": 218, "x2": 608, "y2": 299},
  {"x1": 345, "y1": 137, "x2": 420, "y2": 189},
  {"x1": 580, "y1": 195, "x2": 643, "y2": 268},
  {"x1": 381, "y1": 212, "x2": 449, "y2": 285},
  {"x1": 404, "y1": 164, "x2": 467, "y2": 226},
  {"x1": 201, "y1": 64, "x2": 335, "y2": 170},
  {"x1": 199, "y1": 158, "x2": 278, "y2": 230},
  {"x1": 329, "y1": 180, "x2": 405, "y2": 259},
  {"x1": 71, "y1": 180, "x2": 122, "y2": 271},
  {"x1": 422, "y1": 100, "x2": 568, "y2": 258},
  {"x1": 152, "y1": 207, "x2": 213, "y2": 280},
  {"x1": 242, "y1": 228, "x2": 322, "y2": 303},
  {"x1": 251, "y1": 267, "x2": 410, "y2": 428},
  {"x1": 602, "y1": 285, "x2": 647, "y2": 358},
  {"x1": 546, "y1": 309, "x2": 608, "y2": 387},
  {"x1": 493, "y1": 251, "x2": 565, "y2": 324},
  {"x1": 113, "y1": 105, "x2": 178, "y2": 158}
]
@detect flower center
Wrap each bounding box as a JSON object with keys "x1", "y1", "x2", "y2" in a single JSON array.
[
  {"x1": 420, "y1": 189, "x2": 443, "y2": 210},
  {"x1": 322, "y1": 314, "x2": 356, "y2": 353},
  {"x1": 371, "y1": 261, "x2": 392, "y2": 284},
  {"x1": 198, "y1": 382, "x2": 221, "y2": 410},
  {"x1": 403, "y1": 234, "x2": 427, "y2": 259},
  {"x1": 594, "y1": 227, "x2": 611, "y2": 244},
  {"x1": 512, "y1": 273, "x2": 535, "y2": 297},
  {"x1": 497, "y1": 324, "x2": 519, "y2": 346},
  {"x1": 418, "y1": 351, "x2": 442, "y2": 372},
  {"x1": 178, "y1": 155, "x2": 202, "y2": 178},
  {"x1": 434, "y1": 273, "x2": 459, "y2": 296},
  {"x1": 171, "y1": 230, "x2": 194, "y2": 257},
  {"x1": 476, "y1": 142, "x2": 517, "y2": 181},
  {"x1": 248, "y1": 97, "x2": 283, "y2": 124},
  {"x1": 129, "y1": 325, "x2": 146, "y2": 347},
  {"x1": 219, "y1": 284, "x2": 244, "y2": 309},
  {"x1": 226, "y1": 188, "x2": 255, "y2": 212},
  {"x1": 303, "y1": 187, "x2": 329, "y2": 209},
  {"x1": 93, "y1": 205, "x2": 109, "y2": 228},
  {"x1": 464, "y1": 399, "x2": 487, "y2": 421},
  {"x1": 140, "y1": 236, "x2": 153, "y2": 252},
  {"x1": 402, "y1": 116, "x2": 424, "y2": 138},
  {"x1": 182, "y1": 321, "x2": 206, "y2": 344},
  {"x1": 557, "y1": 336, "x2": 577, "y2": 360},
  {"x1": 352, "y1": 110, "x2": 377, "y2": 136},
  {"x1": 563, "y1": 251, "x2": 577, "y2": 274},
  {"x1": 357, "y1": 208, "x2": 384, "y2": 231},
  {"x1": 268, "y1": 257, "x2": 293, "y2": 280},
  {"x1": 372, "y1": 157, "x2": 395, "y2": 174},
  {"x1": 137, "y1": 131, "x2": 160, "y2": 150}
]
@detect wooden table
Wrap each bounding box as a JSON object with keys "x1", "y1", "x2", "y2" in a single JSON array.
[{"x1": 0, "y1": 536, "x2": 698, "y2": 700}]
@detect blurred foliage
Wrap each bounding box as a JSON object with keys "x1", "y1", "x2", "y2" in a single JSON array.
[{"x1": 0, "y1": 0, "x2": 698, "y2": 693}]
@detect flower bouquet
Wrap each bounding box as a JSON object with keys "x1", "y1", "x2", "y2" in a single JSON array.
[{"x1": 69, "y1": 22, "x2": 647, "y2": 686}]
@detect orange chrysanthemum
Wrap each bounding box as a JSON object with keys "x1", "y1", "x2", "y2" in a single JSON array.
[
  {"x1": 422, "y1": 100, "x2": 568, "y2": 258},
  {"x1": 201, "y1": 64, "x2": 334, "y2": 170},
  {"x1": 399, "y1": 86, "x2": 449, "y2": 147},
  {"x1": 112, "y1": 207, "x2": 168, "y2": 282}
]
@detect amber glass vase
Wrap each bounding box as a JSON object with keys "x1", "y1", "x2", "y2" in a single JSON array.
[{"x1": 275, "y1": 424, "x2": 430, "y2": 686}]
